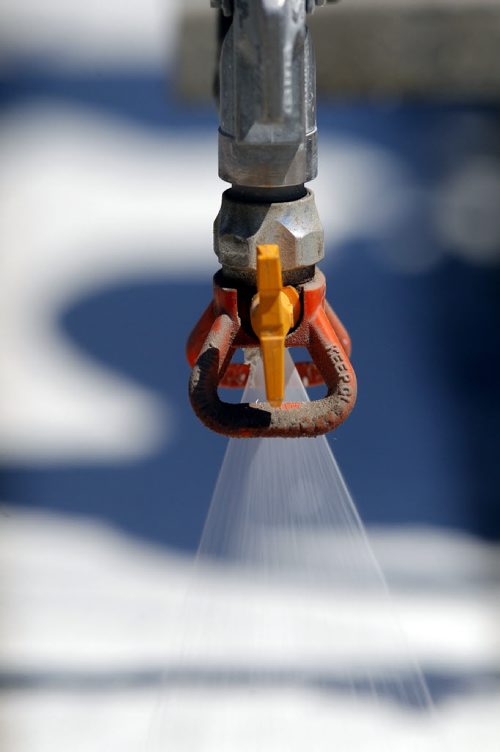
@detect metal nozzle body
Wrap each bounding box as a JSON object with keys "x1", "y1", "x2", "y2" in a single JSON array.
[{"x1": 218, "y1": 0, "x2": 317, "y2": 189}]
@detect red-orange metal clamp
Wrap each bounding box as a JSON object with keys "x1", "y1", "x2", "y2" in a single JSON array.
[{"x1": 186, "y1": 269, "x2": 357, "y2": 438}]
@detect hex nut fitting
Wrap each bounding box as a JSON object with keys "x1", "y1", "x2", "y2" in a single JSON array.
[{"x1": 214, "y1": 189, "x2": 324, "y2": 277}]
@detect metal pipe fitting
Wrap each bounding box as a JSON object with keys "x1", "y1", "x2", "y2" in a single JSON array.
[
  {"x1": 214, "y1": 188, "x2": 324, "y2": 282},
  {"x1": 217, "y1": 0, "x2": 317, "y2": 189}
]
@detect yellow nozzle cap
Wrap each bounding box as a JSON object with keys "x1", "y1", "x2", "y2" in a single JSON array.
[{"x1": 250, "y1": 244, "x2": 300, "y2": 407}]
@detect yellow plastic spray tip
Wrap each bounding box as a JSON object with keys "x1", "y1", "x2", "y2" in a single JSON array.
[{"x1": 250, "y1": 244, "x2": 300, "y2": 407}]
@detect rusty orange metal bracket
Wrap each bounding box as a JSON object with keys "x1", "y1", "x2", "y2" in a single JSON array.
[{"x1": 186, "y1": 268, "x2": 357, "y2": 438}]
